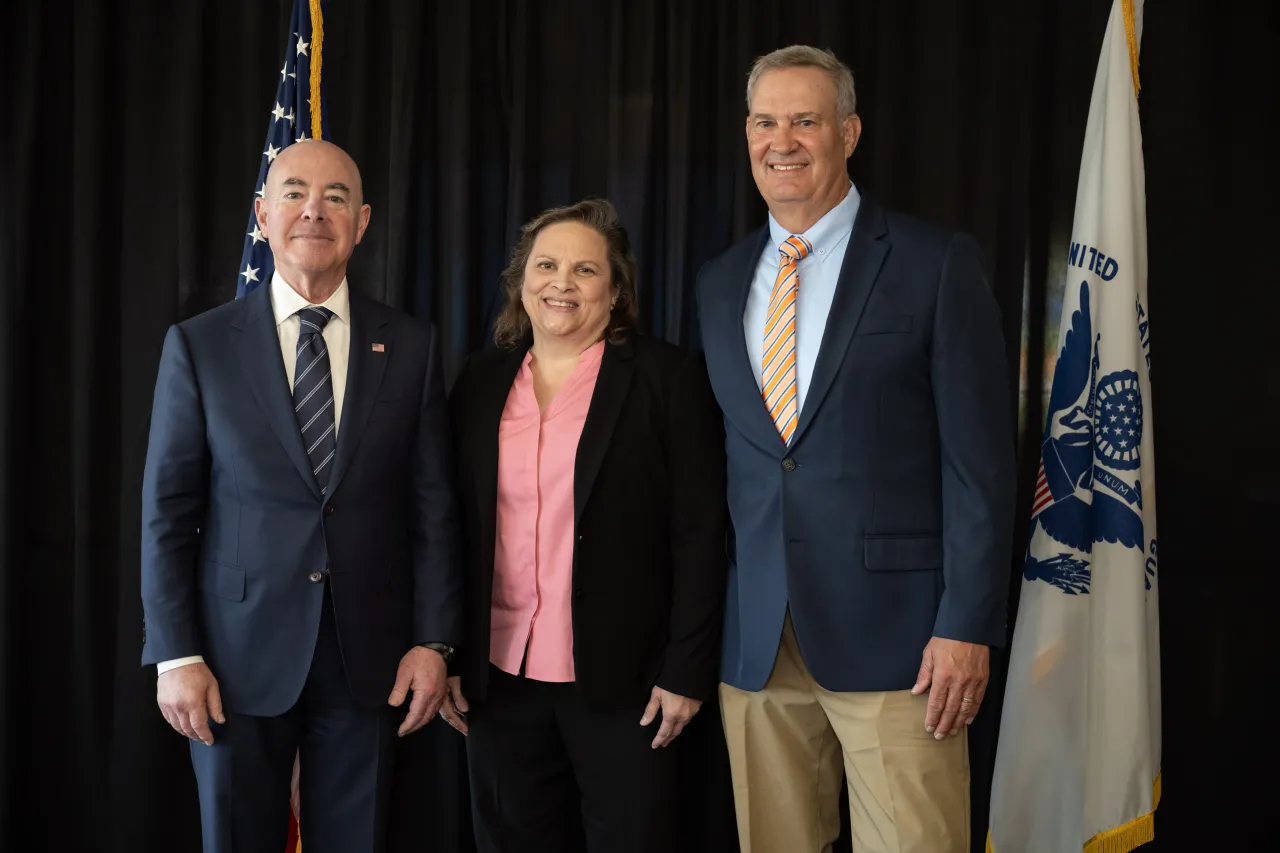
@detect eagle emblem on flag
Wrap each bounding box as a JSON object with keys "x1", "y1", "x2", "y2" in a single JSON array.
[{"x1": 1024, "y1": 280, "x2": 1146, "y2": 594}]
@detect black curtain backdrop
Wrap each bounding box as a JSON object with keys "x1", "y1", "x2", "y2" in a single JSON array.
[{"x1": 2, "y1": 0, "x2": 1275, "y2": 850}]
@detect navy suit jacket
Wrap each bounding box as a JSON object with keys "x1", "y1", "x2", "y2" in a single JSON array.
[
  {"x1": 697, "y1": 192, "x2": 1017, "y2": 693},
  {"x1": 140, "y1": 283, "x2": 462, "y2": 716}
]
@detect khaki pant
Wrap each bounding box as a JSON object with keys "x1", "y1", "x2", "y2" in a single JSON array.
[{"x1": 719, "y1": 614, "x2": 969, "y2": 853}]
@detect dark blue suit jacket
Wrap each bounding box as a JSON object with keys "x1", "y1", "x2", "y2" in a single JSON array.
[
  {"x1": 697, "y1": 193, "x2": 1017, "y2": 693},
  {"x1": 140, "y1": 283, "x2": 462, "y2": 716}
]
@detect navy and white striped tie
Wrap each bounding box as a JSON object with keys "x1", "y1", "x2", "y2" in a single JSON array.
[{"x1": 293, "y1": 306, "x2": 337, "y2": 494}]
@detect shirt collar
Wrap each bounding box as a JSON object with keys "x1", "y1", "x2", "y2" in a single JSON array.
[
  {"x1": 269, "y1": 271, "x2": 351, "y2": 327},
  {"x1": 767, "y1": 182, "x2": 861, "y2": 265},
  {"x1": 522, "y1": 338, "x2": 607, "y2": 370}
]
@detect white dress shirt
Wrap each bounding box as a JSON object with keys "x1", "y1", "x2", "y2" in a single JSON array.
[
  {"x1": 156, "y1": 273, "x2": 353, "y2": 675},
  {"x1": 743, "y1": 183, "x2": 861, "y2": 417}
]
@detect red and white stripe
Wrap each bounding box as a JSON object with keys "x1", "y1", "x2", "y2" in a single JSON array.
[{"x1": 1031, "y1": 458, "x2": 1053, "y2": 516}]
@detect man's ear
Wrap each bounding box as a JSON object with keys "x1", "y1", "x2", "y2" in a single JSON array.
[
  {"x1": 355, "y1": 203, "x2": 372, "y2": 245},
  {"x1": 843, "y1": 114, "x2": 862, "y2": 159}
]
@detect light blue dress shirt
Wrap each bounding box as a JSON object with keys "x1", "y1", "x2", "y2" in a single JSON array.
[{"x1": 744, "y1": 183, "x2": 861, "y2": 416}]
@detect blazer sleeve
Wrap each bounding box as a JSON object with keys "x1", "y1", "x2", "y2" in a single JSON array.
[
  {"x1": 140, "y1": 325, "x2": 209, "y2": 665},
  {"x1": 656, "y1": 351, "x2": 729, "y2": 701},
  {"x1": 410, "y1": 326, "x2": 465, "y2": 649},
  {"x1": 929, "y1": 233, "x2": 1018, "y2": 648}
]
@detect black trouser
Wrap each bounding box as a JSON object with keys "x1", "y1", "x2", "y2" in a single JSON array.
[
  {"x1": 466, "y1": 664, "x2": 676, "y2": 853},
  {"x1": 190, "y1": 584, "x2": 399, "y2": 853}
]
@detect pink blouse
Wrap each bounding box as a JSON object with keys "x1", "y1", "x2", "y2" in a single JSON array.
[{"x1": 490, "y1": 341, "x2": 605, "y2": 682}]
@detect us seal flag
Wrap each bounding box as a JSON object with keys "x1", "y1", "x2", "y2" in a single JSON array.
[{"x1": 988, "y1": 1, "x2": 1161, "y2": 851}]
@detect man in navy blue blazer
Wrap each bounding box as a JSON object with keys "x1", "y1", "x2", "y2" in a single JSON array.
[
  {"x1": 697, "y1": 47, "x2": 1016, "y2": 853},
  {"x1": 140, "y1": 140, "x2": 462, "y2": 853}
]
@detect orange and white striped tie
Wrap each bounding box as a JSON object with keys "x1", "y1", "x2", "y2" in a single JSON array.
[{"x1": 762, "y1": 235, "x2": 813, "y2": 443}]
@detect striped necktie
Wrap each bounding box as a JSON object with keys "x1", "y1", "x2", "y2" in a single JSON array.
[
  {"x1": 762, "y1": 235, "x2": 813, "y2": 443},
  {"x1": 293, "y1": 306, "x2": 337, "y2": 494}
]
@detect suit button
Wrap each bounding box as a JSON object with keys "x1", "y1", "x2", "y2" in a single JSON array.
[
  {"x1": 308, "y1": 571, "x2": 324, "y2": 583},
  {"x1": 573, "y1": 587, "x2": 583, "y2": 598},
  {"x1": 324, "y1": 504, "x2": 335, "y2": 516},
  {"x1": 782, "y1": 458, "x2": 797, "y2": 472}
]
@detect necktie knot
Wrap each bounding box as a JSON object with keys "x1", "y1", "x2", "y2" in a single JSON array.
[
  {"x1": 297, "y1": 306, "x2": 334, "y2": 338},
  {"x1": 779, "y1": 235, "x2": 813, "y2": 264}
]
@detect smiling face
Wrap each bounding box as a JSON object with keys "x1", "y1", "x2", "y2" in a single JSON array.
[
  {"x1": 746, "y1": 65, "x2": 861, "y2": 232},
  {"x1": 254, "y1": 140, "x2": 371, "y2": 283},
  {"x1": 520, "y1": 221, "x2": 617, "y2": 349}
]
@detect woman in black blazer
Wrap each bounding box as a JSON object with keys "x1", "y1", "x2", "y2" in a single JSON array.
[{"x1": 441, "y1": 198, "x2": 727, "y2": 853}]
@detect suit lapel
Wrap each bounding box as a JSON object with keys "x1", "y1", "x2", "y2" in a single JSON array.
[
  {"x1": 573, "y1": 339, "x2": 634, "y2": 527},
  {"x1": 233, "y1": 285, "x2": 323, "y2": 500},
  {"x1": 791, "y1": 196, "x2": 890, "y2": 446},
  {"x1": 325, "y1": 294, "x2": 391, "y2": 500},
  {"x1": 473, "y1": 343, "x2": 529, "y2": 596},
  {"x1": 705, "y1": 227, "x2": 785, "y2": 454}
]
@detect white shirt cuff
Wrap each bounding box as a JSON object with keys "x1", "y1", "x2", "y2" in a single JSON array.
[{"x1": 156, "y1": 655, "x2": 204, "y2": 675}]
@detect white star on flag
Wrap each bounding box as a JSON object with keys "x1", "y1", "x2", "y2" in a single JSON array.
[
  {"x1": 296, "y1": 132, "x2": 309, "y2": 143},
  {"x1": 240, "y1": 264, "x2": 260, "y2": 283},
  {"x1": 286, "y1": 108, "x2": 296, "y2": 126},
  {"x1": 248, "y1": 225, "x2": 265, "y2": 245},
  {"x1": 264, "y1": 144, "x2": 281, "y2": 162},
  {"x1": 280, "y1": 64, "x2": 289, "y2": 82},
  {"x1": 271, "y1": 102, "x2": 287, "y2": 122},
  {"x1": 256, "y1": 183, "x2": 266, "y2": 198},
  {"x1": 297, "y1": 38, "x2": 309, "y2": 56}
]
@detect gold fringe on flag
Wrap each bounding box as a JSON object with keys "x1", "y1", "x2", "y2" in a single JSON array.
[
  {"x1": 985, "y1": 773, "x2": 1162, "y2": 853},
  {"x1": 1121, "y1": 0, "x2": 1142, "y2": 99},
  {"x1": 1082, "y1": 772, "x2": 1161, "y2": 853},
  {"x1": 308, "y1": 0, "x2": 324, "y2": 140}
]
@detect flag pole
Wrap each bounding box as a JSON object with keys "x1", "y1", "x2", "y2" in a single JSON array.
[
  {"x1": 308, "y1": 0, "x2": 324, "y2": 141},
  {"x1": 1122, "y1": 0, "x2": 1142, "y2": 99}
]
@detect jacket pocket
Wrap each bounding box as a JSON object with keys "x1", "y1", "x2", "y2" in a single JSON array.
[
  {"x1": 863, "y1": 534, "x2": 943, "y2": 571},
  {"x1": 199, "y1": 561, "x2": 246, "y2": 601}
]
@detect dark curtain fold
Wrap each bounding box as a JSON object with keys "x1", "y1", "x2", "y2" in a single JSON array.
[{"x1": 1, "y1": 0, "x2": 1274, "y2": 850}]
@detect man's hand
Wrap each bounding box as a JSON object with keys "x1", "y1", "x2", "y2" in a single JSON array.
[
  {"x1": 388, "y1": 646, "x2": 448, "y2": 737},
  {"x1": 640, "y1": 686, "x2": 702, "y2": 749},
  {"x1": 157, "y1": 662, "x2": 225, "y2": 746},
  {"x1": 438, "y1": 676, "x2": 470, "y2": 735},
  {"x1": 911, "y1": 637, "x2": 990, "y2": 739}
]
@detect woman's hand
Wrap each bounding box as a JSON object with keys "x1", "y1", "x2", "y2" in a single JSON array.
[{"x1": 438, "y1": 676, "x2": 470, "y2": 735}]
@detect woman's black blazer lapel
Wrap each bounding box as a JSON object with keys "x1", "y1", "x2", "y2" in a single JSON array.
[
  {"x1": 464, "y1": 342, "x2": 529, "y2": 598},
  {"x1": 574, "y1": 338, "x2": 635, "y2": 528}
]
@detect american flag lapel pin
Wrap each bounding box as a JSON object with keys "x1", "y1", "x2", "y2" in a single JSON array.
[{"x1": 371, "y1": 343, "x2": 385, "y2": 353}]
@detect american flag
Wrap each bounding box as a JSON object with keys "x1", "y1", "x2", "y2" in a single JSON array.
[
  {"x1": 236, "y1": 0, "x2": 330, "y2": 298},
  {"x1": 1031, "y1": 458, "x2": 1053, "y2": 517}
]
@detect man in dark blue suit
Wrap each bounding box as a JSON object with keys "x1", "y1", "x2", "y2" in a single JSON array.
[
  {"x1": 140, "y1": 140, "x2": 463, "y2": 853},
  {"x1": 697, "y1": 47, "x2": 1016, "y2": 853}
]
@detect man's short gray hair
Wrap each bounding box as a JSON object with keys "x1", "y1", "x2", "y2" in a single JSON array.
[{"x1": 746, "y1": 45, "x2": 857, "y2": 117}]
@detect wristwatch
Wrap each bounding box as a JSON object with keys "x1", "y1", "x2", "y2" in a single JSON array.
[{"x1": 420, "y1": 642, "x2": 456, "y2": 665}]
